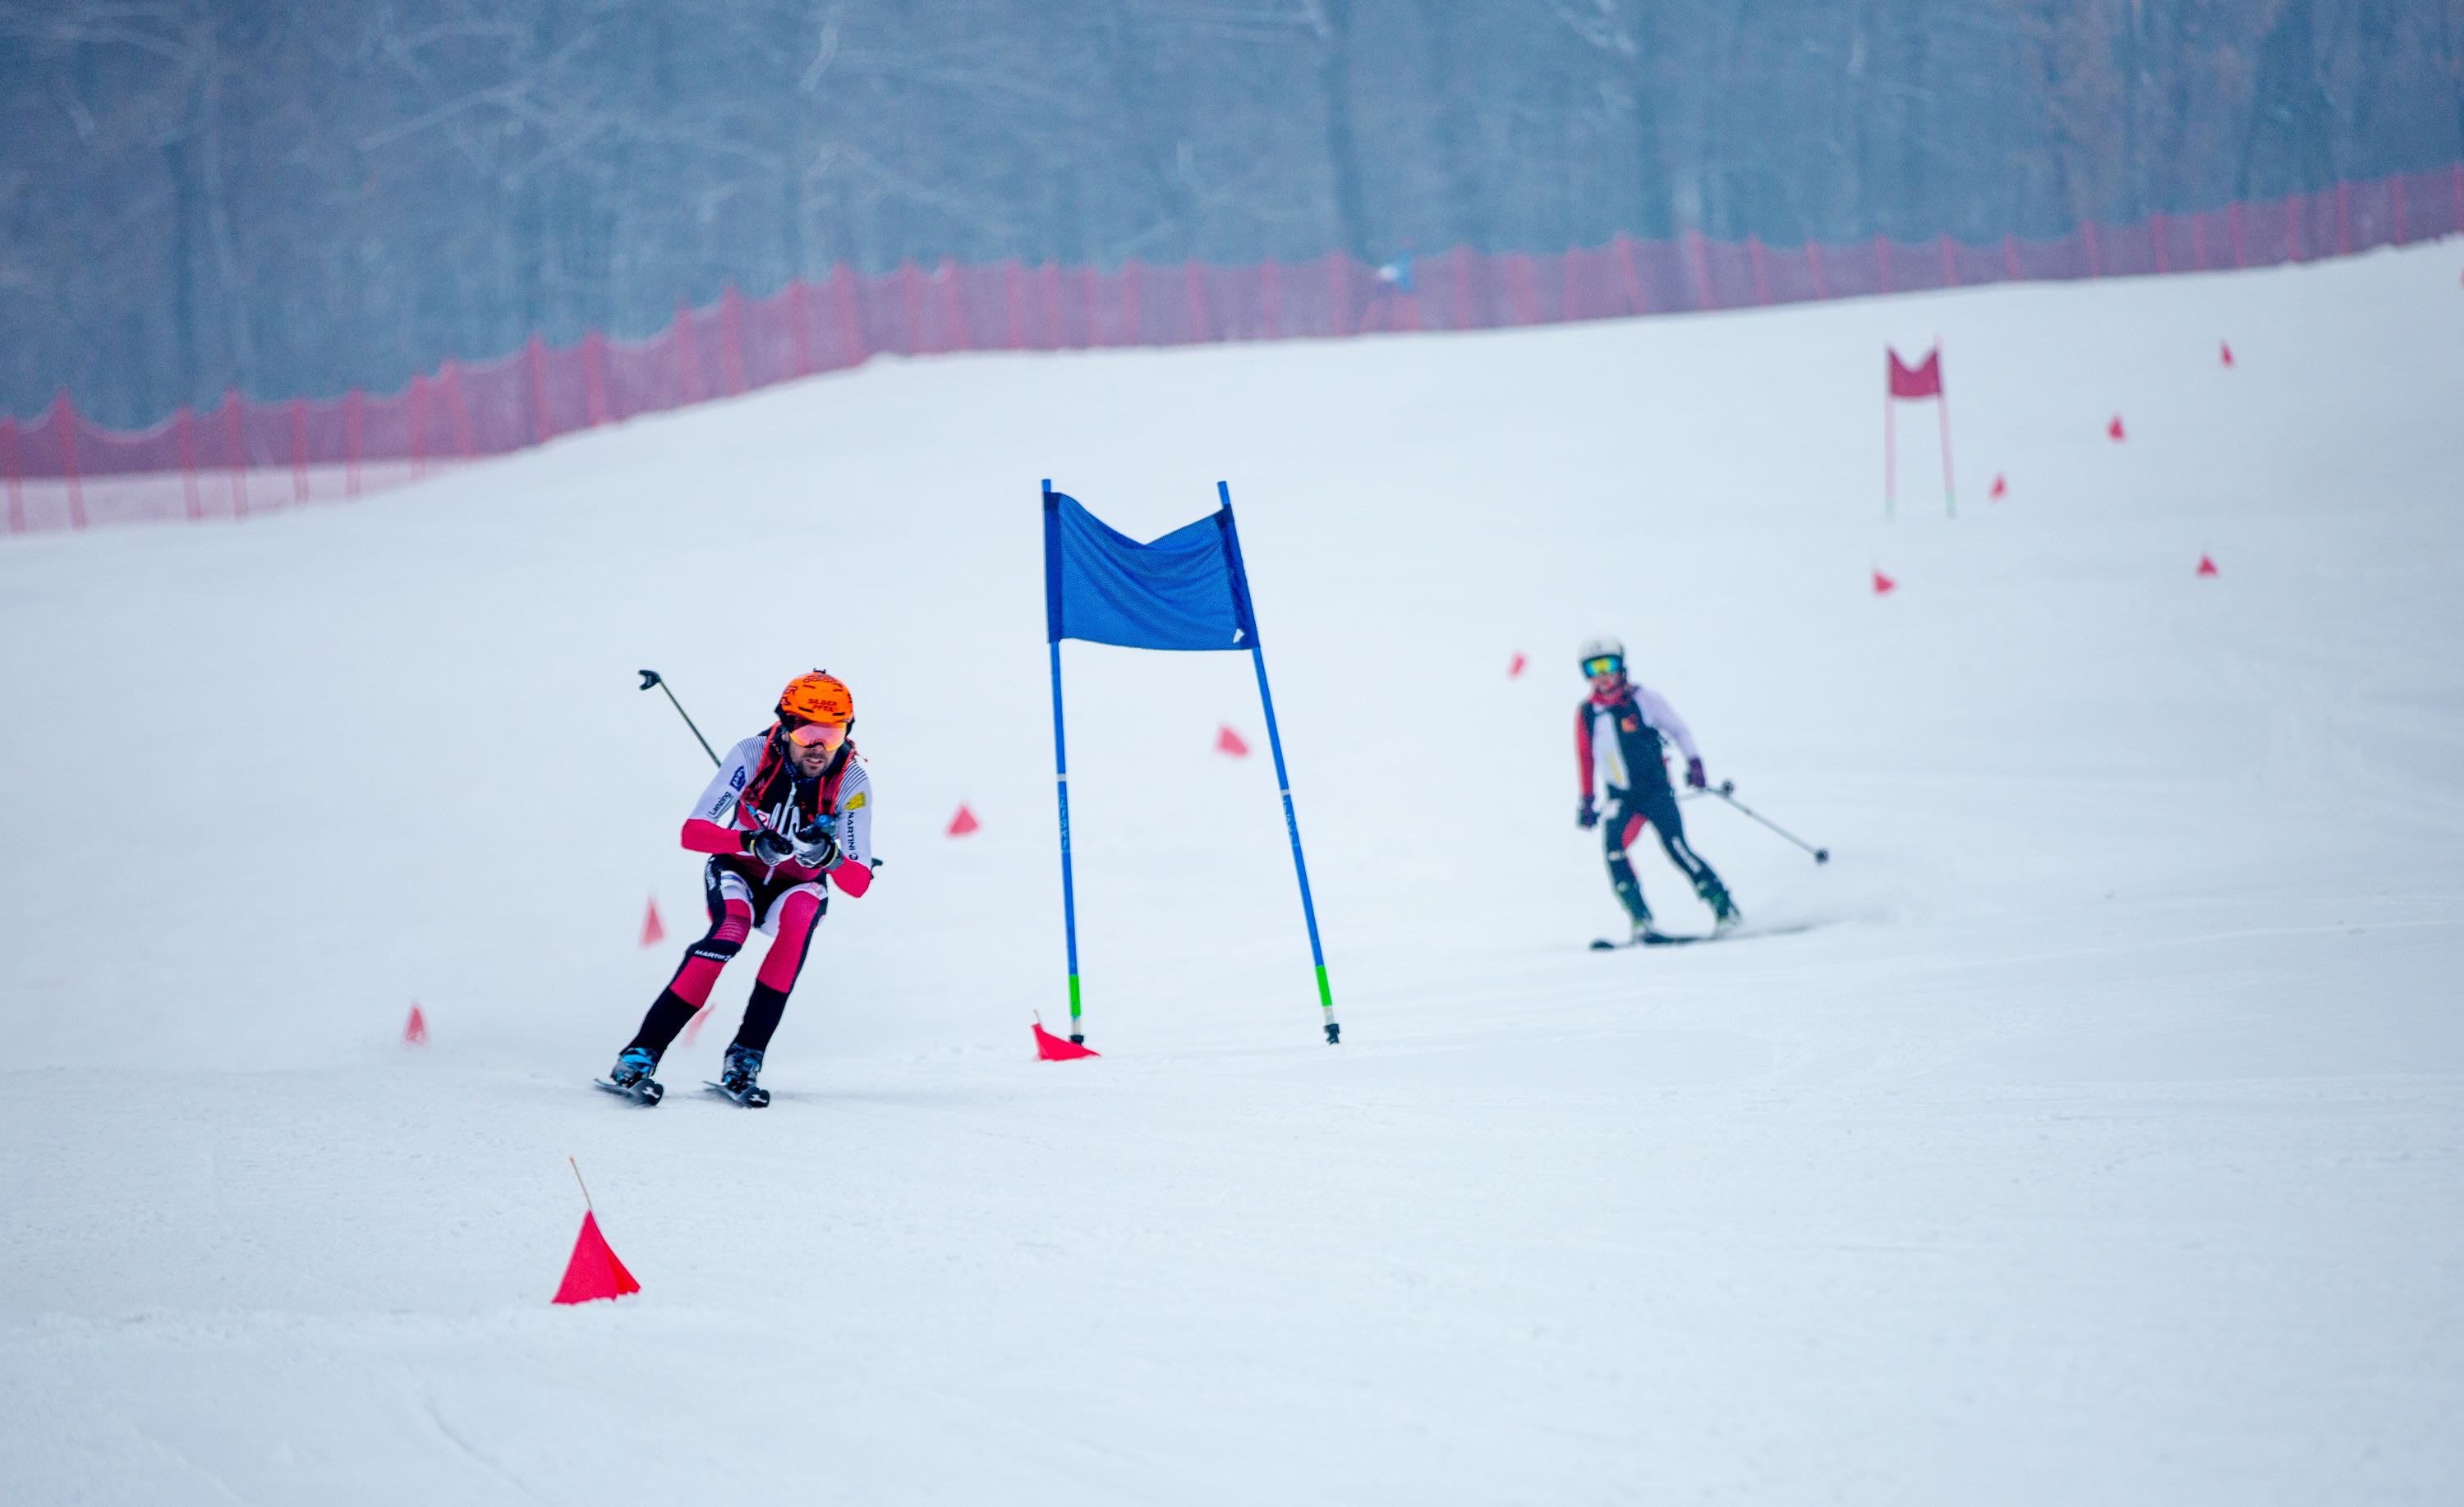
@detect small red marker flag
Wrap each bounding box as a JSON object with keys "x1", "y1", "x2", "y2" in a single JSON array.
[
  {"x1": 552, "y1": 1211, "x2": 641, "y2": 1305},
  {"x1": 402, "y1": 1004, "x2": 427, "y2": 1046},
  {"x1": 681, "y1": 1003, "x2": 710, "y2": 1045},
  {"x1": 2219, "y1": 340, "x2": 2235, "y2": 367},
  {"x1": 640, "y1": 897, "x2": 665, "y2": 948},
  {"x1": 2108, "y1": 416, "x2": 2126, "y2": 441},
  {"x1": 1872, "y1": 570, "x2": 1896, "y2": 595},
  {"x1": 1509, "y1": 652, "x2": 1527, "y2": 678},
  {"x1": 1216, "y1": 724, "x2": 1250, "y2": 757},
  {"x1": 1988, "y1": 473, "x2": 2007, "y2": 499},
  {"x1": 947, "y1": 803, "x2": 980, "y2": 836},
  {"x1": 1034, "y1": 1021, "x2": 1099, "y2": 1060},
  {"x1": 2196, "y1": 554, "x2": 2218, "y2": 577}
]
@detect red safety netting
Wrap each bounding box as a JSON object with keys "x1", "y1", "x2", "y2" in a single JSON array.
[{"x1": 6, "y1": 167, "x2": 2458, "y2": 535}]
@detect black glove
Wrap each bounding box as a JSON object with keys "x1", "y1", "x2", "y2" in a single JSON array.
[
  {"x1": 791, "y1": 821, "x2": 840, "y2": 870},
  {"x1": 1577, "y1": 796, "x2": 1600, "y2": 829},
  {"x1": 1685, "y1": 758, "x2": 1708, "y2": 790},
  {"x1": 746, "y1": 827, "x2": 794, "y2": 865}
]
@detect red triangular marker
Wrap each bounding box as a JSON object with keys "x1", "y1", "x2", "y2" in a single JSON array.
[
  {"x1": 552, "y1": 1211, "x2": 641, "y2": 1305},
  {"x1": 2108, "y1": 415, "x2": 2126, "y2": 441},
  {"x1": 2219, "y1": 341, "x2": 2234, "y2": 367},
  {"x1": 1872, "y1": 570, "x2": 1896, "y2": 595},
  {"x1": 1988, "y1": 473, "x2": 2007, "y2": 499},
  {"x1": 1216, "y1": 724, "x2": 1250, "y2": 757},
  {"x1": 680, "y1": 1002, "x2": 710, "y2": 1045},
  {"x1": 402, "y1": 1004, "x2": 427, "y2": 1046},
  {"x1": 640, "y1": 896, "x2": 665, "y2": 947},
  {"x1": 1508, "y1": 652, "x2": 1527, "y2": 679},
  {"x1": 2196, "y1": 554, "x2": 2218, "y2": 577},
  {"x1": 1034, "y1": 1021, "x2": 1099, "y2": 1060},
  {"x1": 947, "y1": 803, "x2": 980, "y2": 836}
]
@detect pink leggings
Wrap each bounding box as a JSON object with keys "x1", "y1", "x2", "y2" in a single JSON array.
[{"x1": 669, "y1": 890, "x2": 822, "y2": 1008}]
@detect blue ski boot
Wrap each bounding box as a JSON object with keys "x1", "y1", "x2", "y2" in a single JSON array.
[
  {"x1": 710, "y1": 1045, "x2": 770, "y2": 1108},
  {"x1": 596, "y1": 1046, "x2": 664, "y2": 1105}
]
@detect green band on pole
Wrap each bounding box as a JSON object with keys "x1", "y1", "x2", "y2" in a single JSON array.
[
  {"x1": 1068, "y1": 973, "x2": 1082, "y2": 1023},
  {"x1": 1314, "y1": 965, "x2": 1332, "y2": 1011}
]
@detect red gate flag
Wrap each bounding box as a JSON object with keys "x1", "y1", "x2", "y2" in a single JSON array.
[
  {"x1": 1888, "y1": 348, "x2": 1942, "y2": 397},
  {"x1": 1883, "y1": 343, "x2": 1956, "y2": 518},
  {"x1": 640, "y1": 896, "x2": 665, "y2": 947},
  {"x1": 1034, "y1": 1020, "x2": 1100, "y2": 1060},
  {"x1": 552, "y1": 1211, "x2": 641, "y2": 1304},
  {"x1": 1216, "y1": 724, "x2": 1250, "y2": 756},
  {"x1": 947, "y1": 803, "x2": 980, "y2": 836},
  {"x1": 402, "y1": 1003, "x2": 427, "y2": 1045}
]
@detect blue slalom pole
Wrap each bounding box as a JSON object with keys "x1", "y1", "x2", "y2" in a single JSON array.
[
  {"x1": 1218, "y1": 480, "x2": 1340, "y2": 1045},
  {"x1": 1042, "y1": 480, "x2": 1087, "y2": 1041}
]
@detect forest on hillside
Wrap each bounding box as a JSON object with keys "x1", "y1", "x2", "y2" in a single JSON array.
[{"x1": 6, "y1": 0, "x2": 2460, "y2": 425}]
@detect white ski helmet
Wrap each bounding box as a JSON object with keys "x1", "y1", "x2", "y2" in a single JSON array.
[{"x1": 1577, "y1": 635, "x2": 1625, "y2": 676}]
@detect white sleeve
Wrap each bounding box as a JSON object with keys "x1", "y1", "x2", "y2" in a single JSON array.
[
  {"x1": 832, "y1": 762, "x2": 874, "y2": 866},
  {"x1": 1630, "y1": 684, "x2": 1701, "y2": 764},
  {"x1": 687, "y1": 737, "x2": 763, "y2": 826}
]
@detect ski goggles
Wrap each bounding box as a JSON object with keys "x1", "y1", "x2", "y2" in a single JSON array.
[
  {"x1": 786, "y1": 719, "x2": 846, "y2": 749},
  {"x1": 1582, "y1": 655, "x2": 1625, "y2": 678}
]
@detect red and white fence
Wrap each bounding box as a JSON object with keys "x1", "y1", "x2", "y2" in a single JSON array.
[{"x1": 5, "y1": 166, "x2": 2457, "y2": 536}]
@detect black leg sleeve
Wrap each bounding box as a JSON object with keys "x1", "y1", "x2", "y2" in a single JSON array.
[
  {"x1": 625, "y1": 990, "x2": 702, "y2": 1060},
  {"x1": 1601, "y1": 788, "x2": 1652, "y2": 923},
  {"x1": 733, "y1": 983, "x2": 789, "y2": 1054}
]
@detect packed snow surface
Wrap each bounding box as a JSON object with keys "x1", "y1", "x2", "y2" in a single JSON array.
[{"x1": 5, "y1": 245, "x2": 2462, "y2": 1505}]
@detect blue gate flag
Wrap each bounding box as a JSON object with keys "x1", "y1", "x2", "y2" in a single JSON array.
[{"x1": 1044, "y1": 490, "x2": 1259, "y2": 651}]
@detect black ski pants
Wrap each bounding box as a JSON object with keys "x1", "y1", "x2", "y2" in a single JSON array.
[{"x1": 1602, "y1": 778, "x2": 1727, "y2": 923}]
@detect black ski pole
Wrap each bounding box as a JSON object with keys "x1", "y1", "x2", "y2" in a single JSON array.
[
  {"x1": 637, "y1": 669, "x2": 719, "y2": 768},
  {"x1": 1705, "y1": 779, "x2": 1829, "y2": 864}
]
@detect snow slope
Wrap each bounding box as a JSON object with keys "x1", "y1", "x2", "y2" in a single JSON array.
[{"x1": 3, "y1": 242, "x2": 2462, "y2": 1505}]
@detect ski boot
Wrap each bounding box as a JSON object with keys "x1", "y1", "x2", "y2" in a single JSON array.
[
  {"x1": 596, "y1": 1046, "x2": 664, "y2": 1105},
  {"x1": 1703, "y1": 880, "x2": 1742, "y2": 935},
  {"x1": 1625, "y1": 898, "x2": 1683, "y2": 945},
  {"x1": 709, "y1": 1045, "x2": 771, "y2": 1108}
]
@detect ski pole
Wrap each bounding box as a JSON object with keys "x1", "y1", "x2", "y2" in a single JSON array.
[
  {"x1": 1704, "y1": 779, "x2": 1829, "y2": 864},
  {"x1": 637, "y1": 669, "x2": 719, "y2": 767}
]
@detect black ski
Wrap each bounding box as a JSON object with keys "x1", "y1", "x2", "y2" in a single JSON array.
[
  {"x1": 594, "y1": 1076, "x2": 664, "y2": 1105},
  {"x1": 1588, "y1": 921, "x2": 1815, "y2": 951},
  {"x1": 703, "y1": 1079, "x2": 771, "y2": 1109}
]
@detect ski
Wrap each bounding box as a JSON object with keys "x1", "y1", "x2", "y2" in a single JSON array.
[
  {"x1": 703, "y1": 1079, "x2": 771, "y2": 1109},
  {"x1": 1588, "y1": 921, "x2": 1816, "y2": 951},
  {"x1": 594, "y1": 1075, "x2": 664, "y2": 1105}
]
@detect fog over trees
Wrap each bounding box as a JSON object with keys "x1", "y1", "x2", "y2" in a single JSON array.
[{"x1": 6, "y1": 0, "x2": 2459, "y2": 425}]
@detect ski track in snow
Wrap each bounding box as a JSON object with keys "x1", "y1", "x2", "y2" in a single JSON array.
[{"x1": 4, "y1": 242, "x2": 2463, "y2": 1504}]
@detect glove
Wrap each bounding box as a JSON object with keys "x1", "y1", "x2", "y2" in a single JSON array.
[
  {"x1": 1685, "y1": 758, "x2": 1708, "y2": 790},
  {"x1": 790, "y1": 821, "x2": 841, "y2": 870},
  {"x1": 745, "y1": 827, "x2": 794, "y2": 865},
  {"x1": 1577, "y1": 796, "x2": 1600, "y2": 829}
]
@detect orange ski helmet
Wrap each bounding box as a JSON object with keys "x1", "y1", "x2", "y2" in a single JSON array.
[{"x1": 777, "y1": 670, "x2": 853, "y2": 729}]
